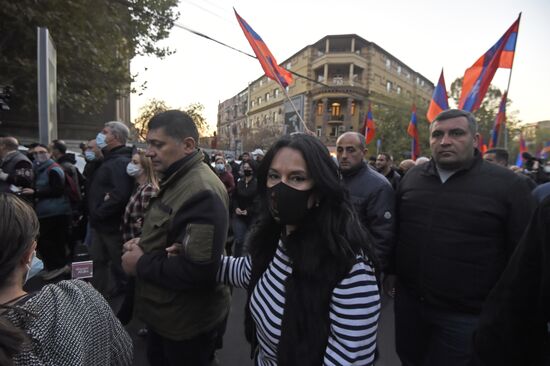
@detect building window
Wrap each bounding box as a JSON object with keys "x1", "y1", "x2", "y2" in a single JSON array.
[
  {"x1": 265, "y1": 92, "x2": 270, "y2": 101},
  {"x1": 386, "y1": 59, "x2": 391, "y2": 69},
  {"x1": 416, "y1": 76, "x2": 420, "y2": 85},
  {"x1": 338, "y1": 126, "x2": 346, "y2": 136},
  {"x1": 274, "y1": 89, "x2": 279, "y2": 98},
  {"x1": 258, "y1": 97, "x2": 262, "y2": 105},
  {"x1": 330, "y1": 126, "x2": 338, "y2": 137},
  {"x1": 386, "y1": 81, "x2": 392, "y2": 93},
  {"x1": 397, "y1": 86, "x2": 402, "y2": 95},
  {"x1": 420, "y1": 80, "x2": 425, "y2": 86},
  {"x1": 331, "y1": 102, "x2": 341, "y2": 117},
  {"x1": 259, "y1": 79, "x2": 263, "y2": 86},
  {"x1": 286, "y1": 62, "x2": 292, "y2": 69},
  {"x1": 351, "y1": 101, "x2": 356, "y2": 115},
  {"x1": 317, "y1": 102, "x2": 324, "y2": 116},
  {"x1": 251, "y1": 100, "x2": 255, "y2": 108},
  {"x1": 397, "y1": 65, "x2": 402, "y2": 74},
  {"x1": 316, "y1": 126, "x2": 322, "y2": 137}
]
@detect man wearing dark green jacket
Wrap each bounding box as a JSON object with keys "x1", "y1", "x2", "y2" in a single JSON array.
[{"x1": 122, "y1": 110, "x2": 230, "y2": 366}]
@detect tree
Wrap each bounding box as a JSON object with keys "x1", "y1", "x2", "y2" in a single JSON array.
[
  {"x1": 0, "y1": 0, "x2": 179, "y2": 114},
  {"x1": 367, "y1": 94, "x2": 431, "y2": 161},
  {"x1": 132, "y1": 99, "x2": 210, "y2": 141}
]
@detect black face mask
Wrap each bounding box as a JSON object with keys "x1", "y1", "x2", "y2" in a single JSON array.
[
  {"x1": 243, "y1": 170, "x2": 253, "y2": 177},
  {"x1": 267, "y1": 182, "x2": 313, "y2": 225}
]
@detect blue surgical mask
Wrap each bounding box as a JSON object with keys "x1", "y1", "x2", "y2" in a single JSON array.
[
  {"x1": 96, "y1": 132, "x2": 107, "y2": 149},
  {"x1": 215, "y1": 163, "x2": 225, "y2": 173},
  {"x1": 25, "y1": 251, "x2": 43, "y2": 283},
  {"x1": 85, "y1": 151, "x2": 96, "y2": 161},
  {"x1": 126, "y1": 162, "x2": 142, "y2": 177}
]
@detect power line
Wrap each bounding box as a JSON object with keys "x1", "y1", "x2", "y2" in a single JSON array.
[{"x1": 173, "y1": 22, "x2": 329, "y2": 87}]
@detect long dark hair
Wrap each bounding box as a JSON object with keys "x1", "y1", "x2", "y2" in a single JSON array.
[
  {"x1": 245, "y1": 134, "x2": 378, "y2": 365},
  {"x1": 0, "y1": 193, "x2": 39, "y2": 365}
]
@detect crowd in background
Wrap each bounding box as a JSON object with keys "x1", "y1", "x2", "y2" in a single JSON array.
[{"x1": 1, "y1": 108, "x2": 549, "y2": 366}]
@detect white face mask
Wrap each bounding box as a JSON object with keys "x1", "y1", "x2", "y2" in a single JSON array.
[
  {"x1": 25, "y1": 251, "x2": 43, "y2": 283},
  {"x1": 96, "y1": 132, "x2": 108, "y2": 149},
  {"x1": 215, "y1": 163, "x2": 225, "y2": 173},
  {"x1": 126, "y1": 162, "x2": 142, "y2": 177}
]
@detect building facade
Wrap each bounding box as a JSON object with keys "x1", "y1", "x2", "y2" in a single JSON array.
[{"x1": 218, "y1": 34, "x2": 434, "y2": 153}]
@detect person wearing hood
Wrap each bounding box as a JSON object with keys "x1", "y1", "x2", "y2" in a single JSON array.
[
  {"x1": 88, "y1": 121, "x2": 134, "y2": 298},
  {"x1": 0, "y1": 137, "x2": 34, "y2": 202},
  {"x1": 0, "y1": 193, "x2": 133, "y2": 366}
]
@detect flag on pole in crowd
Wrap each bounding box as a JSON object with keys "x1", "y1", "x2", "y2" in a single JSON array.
[
  {"x1": 478, "y1": 134, "x2": 488, "y2": 154},
  {"x1": 541, "y1": 141, "x2": 550, "y2": 159},
  {"x1": 458, "y1": 15, "x2": 520, "y2": 112},
  {"x1": 489, "y1": 91, "x2": 508, "y2": 148},
  {"x1": 515, "y1": 132, "x2": 527, "y2": 167},
  {"x1": 407, "y1": 104, "x2": 420, "y2": 160},
  {"x1": 234, "y1": 9, "x2": 293, "y2": 88},
  {"x1": 427, "y1": 69, "x2": 449, "y2": 122},
  {"x1": 364, "y1": 103, "x2": 376, "y2": 144}
]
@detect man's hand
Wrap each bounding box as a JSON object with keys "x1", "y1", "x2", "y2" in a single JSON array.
[
  {"x1": 0, "y1": 169, "x2": 8, "y2": 181},
  {"x1": 121, "y1": 238, "x2": 143, "y2": 276},
  {"x1": 383, "y1": 274, "x2": 397, "y2": 298},
  {"x1": 235, "y1": 207, "x2": 243, "y2": 215},
  {"x1": 20, "y1": 188, "x2": 34, "y2": 195},
  {"x1": 166, "y1": 243, "x2": 183, "y2": 258}
]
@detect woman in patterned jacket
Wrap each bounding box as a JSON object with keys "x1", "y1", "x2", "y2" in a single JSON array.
[
  {"x1": 215, "y1": 133, "x2": 381, "y2": 365},
  {"x1": 0, "y1": 193, "x2": 133, "y2": 365}
]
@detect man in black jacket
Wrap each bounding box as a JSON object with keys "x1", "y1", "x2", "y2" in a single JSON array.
[
  {"x1": 393, "y1": 109, "x2": 536, "y2": 366},
  {"x1": 88, "y1": 121, "x2": 134, "y2": 297},
  {"x1": 376, "y1": 152, "x2": 401, "y2": 190},
  {"x1": 336, "y1": 132, "x2": 395, "y2": 273}
]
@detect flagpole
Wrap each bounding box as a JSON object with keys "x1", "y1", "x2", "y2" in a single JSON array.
[
  {"x1": 279, "y1": 84, "x2": 312, "y2": 134},
  {"x1": 503, "y1": 12, "x2": 521, "y2": 151}
]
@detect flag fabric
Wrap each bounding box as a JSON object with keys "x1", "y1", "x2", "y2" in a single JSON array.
[
  {"x1": 478, "y1": 134, "x2": 488, "y2": 154},
  {"x1": 515, "y1": 132, "x2": 527, "y2": 167},
  {"x1": 407, "y1": 105, "x2": 420, "y2": 160},
  {"x1": 458, "y1": 15, "x2": 520, "y2": 112},
  {"x1": 489, "y1": 91, "x2": 508, "y2": 148},
  {"x1": 234, "y1": 10, "x2": 293, "y2": 88},
  {"x1": 427, "y1": 69, "x2": 449, "y2": 122},
  {"x1": 541, "y1": 141, "x2": 550, "y2": 159},
  {"x1": 364, "y1": 103, "x2": 376, "y2": 144}
]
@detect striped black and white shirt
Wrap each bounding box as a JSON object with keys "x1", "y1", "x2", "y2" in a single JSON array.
[{"x1": 217, "y1": 240, "x2": 381, "y2": 366}]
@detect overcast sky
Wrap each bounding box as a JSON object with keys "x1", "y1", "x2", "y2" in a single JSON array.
[{"x1": 130, "y1": 0, "x2": 550, "y2": 134}]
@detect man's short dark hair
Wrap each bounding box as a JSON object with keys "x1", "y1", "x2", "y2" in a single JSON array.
[
  {"x1": 485, "y1": 148, "x2": 509, "y2": 164},
  {"x1": 432, "y1": 109, "x2": 478, "y2": 135},
  {"x1": 148, "y1": 110, "x2": 199, "y2": 142},
  {"x1": 378, "y1": 152, "x2": 393, "y2": 161},
  {"x1": 52, "y1": 140, "x2": 67, "y2": 154}
]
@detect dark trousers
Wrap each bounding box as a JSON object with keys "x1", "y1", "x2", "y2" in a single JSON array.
[
  {"x1": 37, "y1": 215, "x2": 70, "y2": 270},
  {"x1": 146, "y1": 327, "x2": 219, "y2": 366},
  {"x1": 89, "y1": 228, "x2": 127, "y2": 296},
  {"x1": 394, "y1": 284, "x2": 479, "y2": 366}
]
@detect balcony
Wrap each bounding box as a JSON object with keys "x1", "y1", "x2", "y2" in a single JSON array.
[{"x1": 328, "y1": 115, "x2": 345, "y2": 124}]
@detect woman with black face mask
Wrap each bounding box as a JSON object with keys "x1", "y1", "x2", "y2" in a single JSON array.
[
  {"x1": 231, "y1": 161, "x2": 259, "y2": 257},
  {"x1": 215, "y1": 134, "x2": 381, "y2": 365}
]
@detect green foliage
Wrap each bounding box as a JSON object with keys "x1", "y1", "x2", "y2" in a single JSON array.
[
  {"x1": 133, "y1": 99, "x2": 209, "y2": 141},
  {"x1": 367, "y1": 94, "x2": 431, "y2": 161},
  {"x1": 0, "y1": 0, "x2": 178, "y2": 114}
]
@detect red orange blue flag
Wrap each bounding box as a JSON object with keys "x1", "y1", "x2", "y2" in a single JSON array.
[
  {"x1": 458, "y1": 15, "x2": 520, "y2": 112},
  {"x1": 234, "y1": 9, "x2": 293, "y2": 88},
  {"x1": 427, "y1": 69, "x2": 449, "y2": 123},
  {"x1": 364, "y1": 103, "x2": 376, "y2": 144},
  {"x1": 515, "y1": 132, "x2": 527, "y2": 167},
  {"x1": 488, "y1": 91, "x2": 507, "y2": 148},
  {"x1": 407, "y1": 104, "x2": 420, "y2": 160}
]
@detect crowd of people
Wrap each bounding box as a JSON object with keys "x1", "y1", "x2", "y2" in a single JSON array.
[{"x1": 0, "y1": 108, "x2": 549, "y2": 366}]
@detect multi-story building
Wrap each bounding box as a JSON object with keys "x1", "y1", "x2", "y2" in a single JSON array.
[{"x1": 218, "y1": 34, "x2": 434, "y2": 152}]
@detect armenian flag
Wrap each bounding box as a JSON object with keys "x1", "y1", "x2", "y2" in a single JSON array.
[
  {"x1": 427, "y1": 69, "x2": 449, "y2": 122},
  {"x1": 459, "y1": 15, "x2": 520, "y2": 112},
  {"x1": 489, "y1": 91, "x2": 508, "y2": 148},
  {"x1": 364, "y1": 103, "x2": 376, "y2": 144},
  {"x1": 234, "y1": 10, "x2": 293, "y2": 88},
  {"x1": 407, "y1": 105, "x2": 420, "y2": 160}
]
